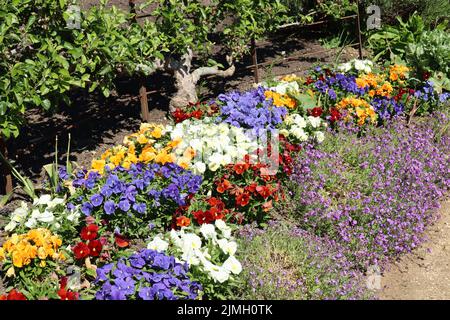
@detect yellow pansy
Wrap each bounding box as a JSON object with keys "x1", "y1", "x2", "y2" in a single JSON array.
[
  {"x1": 92, "y1": 159, "x2": 106, "y2": 174},
  {"x1": 137, "y1": 134, "x2": 149, "y2": 145},
  {"x1": 151, "y1": 127, "x2": 163, "y2": 139},
  {"x1": 389, "y1": 65, "x2": 409, "y2": 82}
]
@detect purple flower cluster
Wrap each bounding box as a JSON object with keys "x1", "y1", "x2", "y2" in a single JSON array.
[
  {"x1": 414, "y1": 81, "x2": 450, "y2": 104},
  {"x1": 371, "y1": 97, "x2": 404, "y2": 120},
  {"x1": 216, "y1": 86, "x2": 287, "y2": 134},
  {"x1": 68, "y1": 162, "x2": 202, "y2": 219},
  {"x1": 289, "y1": 115, "x2": 450, "y2": 269},
  {"x1": 95, "y1": 249, "x2": 202, "y2": 300},
  {"x1": 314, "y1": 73, "x2": 367, "y2": 100}
]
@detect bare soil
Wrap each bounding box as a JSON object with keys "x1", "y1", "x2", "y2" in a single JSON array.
[{"x1": 380, "y1": 199, "x2": 450, "y2": 300}]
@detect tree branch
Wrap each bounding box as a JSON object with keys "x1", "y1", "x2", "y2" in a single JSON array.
[{"x1": 192, "y1": 55, "x2": 235, "y2": 84}]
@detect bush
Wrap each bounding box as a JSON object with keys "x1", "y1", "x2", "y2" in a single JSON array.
[
  {"x1": 236, "y1": 222, "x2": 372, "y2": 300},
  {"x1": 283, "y1": 115, "x2": 450, "y2": 269}
]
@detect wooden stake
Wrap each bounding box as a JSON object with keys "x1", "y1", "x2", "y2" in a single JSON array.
[
  {"x1": 139, "y1": 82, "x2": 150, "y2": 122},
  {"x1": 0, "y1": 137, "x2": 13, "y2": 194},
  {"x1": 356, "y1": 0, "x2": 364, "y2": 59},
  {"x1": 251, "y1": 38, "x2": 260, "y2": 84}
]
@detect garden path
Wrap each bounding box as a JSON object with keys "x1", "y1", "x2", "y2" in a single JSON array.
[{"x1": 380, "y1": 199, "x2": 450, "y2": 299}]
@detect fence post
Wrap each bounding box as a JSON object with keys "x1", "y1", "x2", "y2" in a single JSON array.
[
  {"x1": 356, "y1": 0, "x2": 364, "y2": 59},
  {"x1": 0, "y1": 138, "x2": 13, "y2": 195},
  {"x1": 251, "y1": 38, "x2": 260, "y2": 84}
]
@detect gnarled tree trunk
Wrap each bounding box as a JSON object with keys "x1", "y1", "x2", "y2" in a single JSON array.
[{"x1": 167, "y1": 49, "x2": 236, "y2": 112}]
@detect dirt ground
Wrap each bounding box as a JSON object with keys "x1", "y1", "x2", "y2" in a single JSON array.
[{"x1": 380, "y1": 199, "x2": 450, "y2": 300}]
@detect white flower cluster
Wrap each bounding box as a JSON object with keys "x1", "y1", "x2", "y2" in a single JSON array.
[
  {"x1": 280, "y1": 114, "x2": 326, "y2": 143},
  {"x1": 268, "y1": 81, "x2": 300, "y2": 95},
  {"x1": 338, "y1": 59, "x2": 374, "y2": 74},
  {"x1": 168, "y1": 118, "x2": 258, "y2": 174},
  {"x1": 4, "y1": 194, "x2": 80, "y2": 232},
  {"x1": 147, "y1": 220, "x2": 242, "y2": 284}
]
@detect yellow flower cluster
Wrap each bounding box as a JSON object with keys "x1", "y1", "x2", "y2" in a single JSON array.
[
  {"x1": 355, "y1": 73, "x2": 384, "y2": 89},
  {"x1": 355, "y1": 73, "x2": 394, "y2": 98},
  {"x1": 389, "y1": 64, "x2": 409, "y2": 82},
  {"x1": 281, "y1": 74, "x2": 301, "y2": 82},
  {"x1": 0, "y1": 228, "x2": 64, "y2": 269},
  {"x1": 92, "y1": 123, "x2": 181, "y2": 173},
  {"x1": 264, "y1": 91, "x2": 296, "y2": 109},
  {"x1": 337, "y1": 97, "x2": 377, "y2": 126}
]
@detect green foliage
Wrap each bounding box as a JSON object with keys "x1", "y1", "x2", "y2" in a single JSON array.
[
  {"x1": 406, "y1": 29, "x2": 450, "y2": 80},
  {"x1": 281, "y1": 0, "x2": 357, "y2": 20},
  {"x1": 0, "y1": 0, "x2": 161, "y2": 139},
  {"x1": 236, "y1": 222, "x2": 370, "y2": 299},
  {"x1": 362, "y1": 0, "x2": 450, "y2": 27},
  {"x1": 144, "y1": 0, "x2": 288, "y2": 61},
  {"x1": 367, "y1": 14, "x2": 426, "y2": 62},
  {"x1": 367, "y1": 15, "x2": 450, "y2": 87}
]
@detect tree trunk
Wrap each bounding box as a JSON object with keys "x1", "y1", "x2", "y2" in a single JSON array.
[{"x1": 167, "y1": 49, "x2": 236, "y2": 112}]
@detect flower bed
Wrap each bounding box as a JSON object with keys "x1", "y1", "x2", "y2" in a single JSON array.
[{"x1": 1, "y1": 59, "x2": 449, "y2": 300}]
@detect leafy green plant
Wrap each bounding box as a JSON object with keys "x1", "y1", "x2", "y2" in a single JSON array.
[
  {"x1": 367, "y1": 14, "x2": 426, "y2": 62},
  {"x1": 0, "y1": 0, "x2": 161, "y2": 139},
  {"x1": 406, "y1": 29, "x2": 450, "y2": 82}
]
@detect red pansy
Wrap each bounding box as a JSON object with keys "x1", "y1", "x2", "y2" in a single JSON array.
[
  {"x1": 235, "y1": 192, "x2": 250, "y2": 207},
  {"x1": 73, "y1": 242, "x2": 90, "y2": 260},
  {"x1": 115, "y1": 234, "x2": 130, "y2": 248},
  {"x1": 176, "y1": 216, "x2": 191, "y2": 227},
  {"x1": 80, "y1": 224, "x2": 99, "y2": 241},
  {"x1": 88, "y1": 240, "x2": 103, "y2": 257},
  {"x1": 308, "y1": 107, "x2": 323, "y2": 117},
  {"x1": 0, "y1": 289, "x2": 27, "y2": 300},
  {"x1": 256, "y1": 185, "x2": 272, "y2": 199}
]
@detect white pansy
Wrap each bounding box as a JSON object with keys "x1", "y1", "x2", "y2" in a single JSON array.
[
  {"x1": 210, "y1": 268, "x2": 230, "y2": 283},
  {"x1": 223, "y1": 256, "x2": 243, "y2": 275},
  {"x1": 292, "y1": 114, "x2": 307, "y2": 128},
  {"x1": 271, "y1": 81, "x2": 300, "y2": 95},
  {"x1": 35, "y1": 210, "x2": 55, "y2": 223},
  {"x1": 147, "y1": 236, "x2": 169, "y2": 252},
  {"x1": 25, "y1": 218, "x2": 37, "y2": 229},
  {"x1": 4, "y1": 221, "x2": 18, "y2": 232},
  {"x1": 200, "y1": 224, "x2": 217, "y2": 240},
  {"x1": 217, "y1": 239, "x2": 237, "y2": 256},
  {"x1": 221, "y1": 228, "x2": 232, "y2": 239},
  {"x1": 314, "y1": 131, "x2": 325, "y2": 143},
  {"x1": 10, "y1": 202, "x2": 28, "y2": 223},
  {"x1": 338, "y1": 62, "x2": 352, "y2": 72},
  {"x1": 193, "y1": 161, "x2": 206, "y2": 174},
  {"x1": 307, "y1": 116, "x2": 322, "y2": 128},
  {"x1": 46, "y1": 197, "x2": 65, "y2": 209},
  {"x1": 354, "y1": 59, "x2": 366, "y2": 71},
  {"x1": 34, "y1": 194, "x2": 52, "y2": 206},
  {"x1": 169, "y1": 117, "x2": 257, "y2": 173},
  {"x1": 181, "y1": 233, "x2": 202, "y2": 252},
  {"x1": 214, "y1": 219, "x2": 228, "y2": 231}
]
